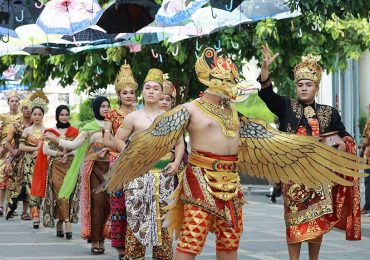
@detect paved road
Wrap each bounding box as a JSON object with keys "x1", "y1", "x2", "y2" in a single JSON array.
[{"x1": 1, "y1": 193, "x2": 370, "y2": 260}]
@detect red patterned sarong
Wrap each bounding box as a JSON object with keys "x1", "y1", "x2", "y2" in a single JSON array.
[
  {"x1": 283, "y1": 119, "x2": 361, "y2": 244},
  {"x1": 176, "y1": 151, "x2": 244, "y2": 255}
]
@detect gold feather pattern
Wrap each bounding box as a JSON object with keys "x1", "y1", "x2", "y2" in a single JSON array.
[
  {"x1": 238, "y1": 116, "x2": 369, "y2": 188},
  {"x1": 104, "y1": 105, "x2": 190, "y2": 192}
]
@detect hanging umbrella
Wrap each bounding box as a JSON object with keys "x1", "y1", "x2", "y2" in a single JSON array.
[
  {"x1": 239, "y1": 0, "x2": 300, "y2": 21},
  {"x1": 36, "y1": 0, "x2": 103, "y2": 35},
  {"x1": 0, "y1": 0, "x2": 45, "y2": 39},
  {"x1": 15, "y1": 24, "x2": 68, "y2": 45},
  {"x1": 210, "y1": 0, "x2": 243, "y2": 12},
  {"x1": 62, "y1": 25, "x2": 116, "y2": 44},
  {"x1": 155, "y1": 0, "x2": 208, "y2": 26},
  {"x1": 23, "y1": 44, "x2": 72, "y2": 55},
  {"x1": 97, "y1": 0, "x2": 160, "y2": 33}
]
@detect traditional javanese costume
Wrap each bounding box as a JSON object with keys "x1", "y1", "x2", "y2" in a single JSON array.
[
  {"x1": 31, "y1": 105, "x2": 80, "y2": 227},
  {"x1": 103, "y1": 48, "x2": 369, "y2": 257},
  {"x1": 5, "y1": 98, "x2": 31, "y2": 219},
  {"x1": 58, "y1": 97, "x2": 111, "y2": 242},
  {"x1": 0, "y1": 91, "x2": 22, "y2": 192},
  {"x1": 120, "y1": 68, "x2": 176, "y2": 260},
  {"x1": 258, "y1": 54, "x2": 361, "y2": 243},
  {"x1": 107, "y1": 63, "x2": 137, "y2": 250},
  {"x1": 22, "y1": 91, "x2": 49, "y2": 220}
]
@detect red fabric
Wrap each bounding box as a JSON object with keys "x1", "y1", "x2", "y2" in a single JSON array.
[
  {"x1": 30, "y1": 126, "x2": 79, "y2": 198},
  {"x1": 285, "y1": 121, "x2": 361, "y2": 243}
]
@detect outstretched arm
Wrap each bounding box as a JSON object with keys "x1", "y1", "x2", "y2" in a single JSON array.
[{"x1": 258, "y1": 44, "x2": 286, "y2": 118}]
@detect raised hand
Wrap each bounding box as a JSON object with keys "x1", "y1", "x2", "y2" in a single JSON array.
[{"x1": 261, "y1": 44, "x2": 279, "y2": 82}]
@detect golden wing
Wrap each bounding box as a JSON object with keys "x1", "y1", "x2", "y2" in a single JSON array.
[
  {"x1": 238, "y1": 116, "x2": 369, "y2": 187},
  {"x1": 104, "y1": 105, "x2": 190, "y2": 192}
]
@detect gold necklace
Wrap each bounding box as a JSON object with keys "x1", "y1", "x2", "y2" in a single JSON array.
[
  {"x1": 143, "y1": 108, "x2": 160, "y2": 122},
  {"x1": 194, "y1": 98, "x2": 239, "y2": 137},
  {"x1": 304, "y1": 106, "x2": 316, "y2": 119},
  {"x1": 33, "y1": 125, "x2": 43, "y2": 139}
]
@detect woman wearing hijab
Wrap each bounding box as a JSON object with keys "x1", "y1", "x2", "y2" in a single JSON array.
[
  {"x1": 32, "y1": 105, "x2": 79, "y2": 239},
  {"x1": 45, "y1": 96, "x2": 111, "y2": 255}
]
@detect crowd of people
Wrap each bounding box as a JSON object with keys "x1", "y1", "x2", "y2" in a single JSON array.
[{"x1": 0, "y1": 46, "x2": 368, "y2": 260}]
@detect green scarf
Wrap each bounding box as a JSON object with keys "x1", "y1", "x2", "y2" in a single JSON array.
[{"x1": 58, "y1": 120, "x2": 101, "y2": 199}]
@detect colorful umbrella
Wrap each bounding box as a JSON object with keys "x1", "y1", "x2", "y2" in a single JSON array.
[
  {"x1": 97, "y1": 0, "x2": 160, "y2": 33},
  {"x1": 36, "y1": 0, "x2": 103, "y2": 35},
  {"x1": 239, "y1": 0, "x2": 300, "y2": 21},
  {"x1": 155, "y1": 0, "x2": 208, "y2": 26},
  {"x1": 210, "y1": 0, "x2": 243, "y2": 12},
  {"x1": 0, "y1": 0, "x2": 45, "y2": 39},
  {"x1": 62, "y1": 25, "x2": 116, "y2": 44}
]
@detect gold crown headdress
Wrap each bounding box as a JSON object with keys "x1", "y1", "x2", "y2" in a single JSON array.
[
  {"x1": 7, "y1": 90, "x2": 20, "y2": 100},
  {"x1": 293, "y1": 54, "x2": 323, "y2": 84},
  {"x1": 20, "y1": 94, "x2": 31, "y2": 108},
  {"x1": 114, "y1": 61, "x2": 138, "y2": 93},
  {"x1": 162, "y1": 73, "x2": 176, "y2": 98},
  {"x1": 195, "y1": 47, "x2": 239, "y2": 99},
  {"x1": 29, "y1": 90, "x2": 49, "y2": 113},
  {"x1": 144, "y1": 68, "x2": 164, "y2": 86}
]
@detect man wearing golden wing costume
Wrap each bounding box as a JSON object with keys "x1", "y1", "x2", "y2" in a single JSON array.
[
  {"x1": 104, "y1": 48, "x2": 369, "y2": 260},
  {"x1": 258, "y1": 44, "x2": 363, "y2": 260}
]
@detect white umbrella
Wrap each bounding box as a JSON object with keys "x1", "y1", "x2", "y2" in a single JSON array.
[{"x1": 36, "y1": 0, "x2": 103, "y2": 35}]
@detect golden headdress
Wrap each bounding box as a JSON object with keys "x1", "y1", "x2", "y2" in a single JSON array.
[
  {"x1": 162, "y1": 73, "x2": 176, "y2": 98},
  {"x1": 29, "y1": 90, "x2": 49, "y2": 113},
  {"x1": 195, "y1": 47, "x2": 239, "y2": 100},
  {"x1": 20, "y1": 95, "x2": 31, "y2": 108},
  {"x1": 144, "y1": 68, "x2": 163, "y2": 86},
  {"x1": 7, "y1": 90, "x2": 20, "y2": 100},
  {"x1": 114, "y1": 62, "x2": 138, "y2": 93},
  {"x1": 293, "y1": 54, "x2": 323, "y2": 84}
]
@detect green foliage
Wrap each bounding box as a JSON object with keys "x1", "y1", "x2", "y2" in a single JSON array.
[
  {"x1": 235, "y1": 94, "x2": 276, "y2": 123},
  {"x1": 78, "y1": 99, "x2": 94, "y2": 126},
  {"x1": 359, "y1": 113, "x2": 368, "y2": 137}
]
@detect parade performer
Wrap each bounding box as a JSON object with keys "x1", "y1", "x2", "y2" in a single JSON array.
[
  {"x1": 19, "y1": 91, "x2": 48, "y2": 229},
  {"x1": 4, "y1": 98, "x2": 32, "y2": 220},
  {"x1": 103, "y1": 62, "x2": 137, "y2": 259},
  {"x1": 258, "y1": 44, "x2": 362, "y2": 260},
  {"x1": 108, "y1": 68, "x2": 184, "y2": 260},
  {"x1": 45, "y1": 96, "x2": 111, "y2": 255},
  {"x1": 0, "y1": 90, "x2": 22, "y2": 216},
  {"x1": 159, "y1": 73, "x2": 177, "y2": 111},
  {"x1": 103, "y1": 47, "x2": 369, "y2": 260},
  {"x1": 32, "y1": 105, "x2": 79, "y2": 239}
]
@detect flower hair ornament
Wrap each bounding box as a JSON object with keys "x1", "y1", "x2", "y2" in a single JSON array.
[
  {"x1": 29, "y1": 90, "x2": 49, "y2": 113},
  {"x1": 89, "y1": 89, "x2": 108, "y2": 100}
]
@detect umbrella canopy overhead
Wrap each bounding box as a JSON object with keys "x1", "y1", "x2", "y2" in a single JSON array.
[
  {"x1": 0, "y1": 0, "x2": 44, "y2": 38},
  {"x1": 36, "y1": 0, "x2": 103, "y2": 35},
  {"x1": 62, "y1": 26, "x2": 116, "y2": 44},
  {"x1": 239, "y1": 0, "x2": 298, "y2": 21},
  {"x1": 155, "y1": 0, "x2": 208, "y2": 26},
  {"x1": 23, "y1": 44, "x2": 73, "y2": 55},
  {"x1": 97, "y1": 0, "x2": 160, "y2": 33},
  {"x1": 210, "y1": 0, "x2": 243, "y2": 12}
]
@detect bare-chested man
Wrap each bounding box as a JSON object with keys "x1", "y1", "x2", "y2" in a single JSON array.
[{"x1": 108, "y1": 68, "x2": 184, "y2": 260}]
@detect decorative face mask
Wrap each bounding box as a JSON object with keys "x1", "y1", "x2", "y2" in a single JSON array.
[{"x1": 195, "y1": 47, "x2": 240, "y2": 100}]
